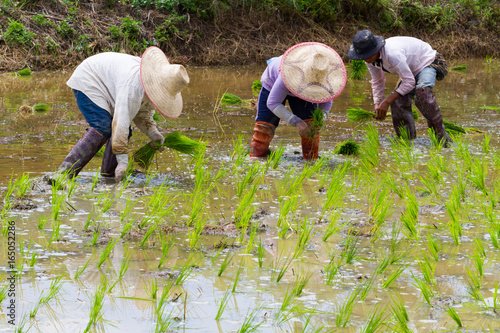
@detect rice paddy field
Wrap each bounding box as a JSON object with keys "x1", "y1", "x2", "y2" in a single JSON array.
[{"x1": 1, "y1": 58, "x2": 500, "y2": 332}]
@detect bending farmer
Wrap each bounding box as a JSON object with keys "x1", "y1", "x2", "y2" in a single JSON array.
[
  {"x1": 55, "y1": 46, "x2": 189, "y2": 182},
  {"x1": 250, "y1": 42, "x2": 346, "y2": 159},
  {"x1": 348, "y1": 30, "x2": 451, "y2": 146}
]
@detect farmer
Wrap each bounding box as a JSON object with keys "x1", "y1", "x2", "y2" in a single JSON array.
[
  {"x1": 347, "y1": 30, "x2": 451, "y2": 146},
  {"x1": 250, "y1": 42, "x2": 347, "y2": 159},
  {"x1": 54, "y1": 46, "x2": 189, "y2": 182}
]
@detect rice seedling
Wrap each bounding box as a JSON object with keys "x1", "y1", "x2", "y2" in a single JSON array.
[
  {"x1": 275, "y1": 288, "x2": 299, "y2": 326},
  {"x1": 417, "y1": 254, "x2": 436, "y2": 285},
  {"x1": 155, "y1": 309, "x2": 177, "y2": 333},
  {"x1": 473, "y1": 238, "x2": 487, "y2": 258},
  {"x1": 360, "y1": 123, "x2": 380, "y2": 169},
  {"x1": 445, "y1": 191, "x2": 463, "y2": 245},
  {"x1": 38, "y1": 215, "x2": 50, "y2": 229},
  {"x1": 347, "y1": 107, "x2": 374, "y2": 123},
  {"x1": 488, "y1": 226, "x2": 500, "y2": 248},
  {"x1": 292, "y1": 271, "x2": 312, "y2": 296},
  {"x1": 234, "y1": 183, "x2": 259, "y2": 224},
  {"x1": 359, "y1": 305, "x2": 389, "y2": 333},
  {"x1": 251, "y1": 80, "x2": 262, "y2": 97},
  {"x1": 257, "y1": 238, "x2": 265, "y2": 268},
  {"x1": 294, "y1": 217, "x2": 317, "y2": 258},
  {"x1": 360, "y1": 273, "x2": 378, "y2": 300},
  {"x1": 237, "y1": 306, "x2": 263, "y2": 333},
  {"x1": 218, "y1": 252, "x2": 234, "y2": 277},
  {"x1": 389, "y1": 127, "x2": 417, "y2": 169},
  {"x1": 309, "y1": 108, "x2": 324, "y2": 138},
  {"x1": 236, "y1": 162, "x2": 262, "y2": 197},
  {"x1": 335, "y1": 283, "x2": 363, "y2": 327},
  {"x1": 98, "y1": 238, "x2": 119, "y2": 267},
  {"x1": 174, "y1": 254, "x2": 197, "y2": 285},
  {"x1": 109, "y1": 255, "x2": 131, "y2": 292},
  {"x1": 268, "y1": 141, "x2": 286, "y2": 170},
  {"x1": 97, "y1": 190, "x2": 115, "y2": 214},
  {"x1": 133, "y1": 131, "x2": 204, "y2": 169},
  {"x1": 382, "y1": 265, "x2": 407, "y2": 288},
  {"x1": 452, "y1": 135, "x2": 472, "y2": 172},
  {"x1": 426, "y1": 234, "x2": 441, "y2": 262},
  {"x1": 482, "y1": 133, "x2": 492, "y2": 154},
  {"x1": 245, "y1": 222, "x2": 259, "y2": 254},
  {"x1": 277, "y1": 196, "x2": 300, "y2": 236},
  {"x1": 348, "y1": 59, "x2": 368, "y2": 80},
  {"x1": 16, "y1": 67, "x2": 31, "y2": 76},
  {"x1": 144, "y1": 278, "x2": 158, "y2": 299},
  {"x1": 451, "y1": 64, "x2": 467, "y2": 71},
  {"x1": 445, "y1": 306, "x2": 463, "y2": 327},
  {"x1": 84, "y1": 277, "x2": 108, "y2": 333},
  {"x1": 13, "y1": 173, "x2": 32, "y2": 198},
  {"x1": 158, "y1": 237, "x2": 174, "y2": 269},
  {"x1": 0, "y1": 285, "x2": 8, "y2": 303},
  {"x1": 91, "y1": 171, "x2": 101, "y2": 192},
  {"x1": 369, "y1": 185, "x2": 395, "y2": 240},
  {"x1": 325, "y1": 252, "x2": 341, "y2": 285},
  {"x1": 341, "y1": 229, "x2": 361, "y2": 265},
  {"x1": 120, "y1": 218, "x2": 135, "y2": 238},
  {"x1": 215, "y1": 289, "x2": 231, "y2": 320},
  {"x1": 221, "y1": 92, "x2": 243, "y2": 105},
  {"x1": 231, "y1": 262, "x2": 243, "y2": 293},
  {"x1": 273, "y1": 249, "x2": 294, "y2": 283},
  {"x1": 322, "y1": 210, "x2": 347, "y2": 242},
  {"x1": 382, "y1": 173, "x2": 406, "y2": 199},
  {"x1": 47, "y1": 219, "x2": 61, "y2": 247},
  {"x1": 231, "y1": 135, "x2": 249, "y2": 169},
  {"x1": 140, "y1": 223, "x2": 158, "y2": 247},
  {"x1": 411, "y1": 272, "x2": 435, "y2": 306},
  {"x1": 74, "y1": 254, "x2": 94, "y2": 280},
  {"x1": 468, "y1": 251, "x2": 484, "y2": 279},
  {"x1": 389, "y1": 292, "x2": 410, "y2": 332},
  {"x1": 319, "y1": 167, "x2": 347, "y2": 222},
  {"x1": 399, "y1": 188, "x2": 419, "y2": 240},
  {"x1": 465, "y1": 264, "x2": 483, "y2": 300},
  {"x1": 32, "y1": 103, "x2": 50, "y2": 112},
  {"x1": 188, "y1": 215, "x2": 207, "y2": 248},
  {"x1": 334, "y1": 139, "x2": 359, "y2": 155},
  {"x1": 90, "y1": 226, "x2": 101, "y2": 246}
]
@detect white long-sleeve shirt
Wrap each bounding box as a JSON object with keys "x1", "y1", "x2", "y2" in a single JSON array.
[
  {"x1": 67, "y1": 52, "x2": 162, "y2": 155},
  {"x1": 366, "y1": 37, "x2": 436, "y2": 105}
]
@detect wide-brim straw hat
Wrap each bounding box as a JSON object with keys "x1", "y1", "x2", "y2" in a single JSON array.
[
  {"x1": 348, "y1": 30, "x2": 385, "y2": 60},
  {"x1": 280, "y1": 42, "x2": 347, "y2": 103},
  {"x1": 140, "y1": 46, "x2": 189, "y2": 118}
]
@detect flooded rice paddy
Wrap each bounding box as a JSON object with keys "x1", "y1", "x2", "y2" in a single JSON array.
[{"x1": 1, "y1": 59, "x2": 500, "y2": 332}]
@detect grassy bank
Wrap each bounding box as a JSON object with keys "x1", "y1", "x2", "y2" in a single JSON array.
[{"x1": 0, "y1": 0, "x2": 499, "y2": 71}]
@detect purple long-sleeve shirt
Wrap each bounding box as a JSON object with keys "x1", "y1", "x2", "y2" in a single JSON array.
[{"x1": 261, "y1": 56, "x2": 332, "y2": 113}]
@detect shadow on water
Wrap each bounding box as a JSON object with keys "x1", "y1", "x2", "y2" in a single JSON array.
[{"x1": 0, "y1": 58, "x2": 499, "y2": 332}]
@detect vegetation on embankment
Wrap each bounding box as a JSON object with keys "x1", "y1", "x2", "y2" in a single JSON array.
[{"x1": 0, "y1": 0, "x2": 499, "y2": 71}]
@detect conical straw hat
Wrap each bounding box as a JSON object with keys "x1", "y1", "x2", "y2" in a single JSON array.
[
  {"x1": 140, "y1": 46, "x2": 190, "y2": 118},
  {"x1": 280, "y1": 42, "x2": 347, "y2": 103}
]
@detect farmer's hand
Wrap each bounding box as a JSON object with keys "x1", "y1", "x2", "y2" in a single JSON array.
[
  {"x1": 149, "y1": 140, "x2": 165, "y2": 152},
  {"x1": 296, "y1": 120, "x2": 311, "y2": 137},
  {"x1": 375, "y1": 103, "x2": 388, "y2": 121},
  {"x1": 115, "y1": 154, "x2": 128, "y2": 182}
]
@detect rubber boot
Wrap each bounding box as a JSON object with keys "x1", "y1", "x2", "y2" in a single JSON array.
[
  {"x1": 415, "y1": 87, "x2": 451, "y2": 147},
  {"x1": 58, "y1": 127, "x2": 108, "y2": 179},
  {"x1": 300, "y1": 118, "x2": 320, "y2": 160},
  {"x1": 100, "y1": 140, "x2": 117, "y2": 178},
  {"x1": 250, "y1": 121, "x2": 275, "y2": 157},
  {"x1": 390, "y1": 94, "x2": 416, "y2": 140}
]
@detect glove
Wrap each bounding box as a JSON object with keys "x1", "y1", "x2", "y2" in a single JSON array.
[
  {"x1": 115, "y1": 154, "x2": 129, "y2": 182},
  {"x1": 296, "y1": 120, "x2": 311, "y2": 137}
]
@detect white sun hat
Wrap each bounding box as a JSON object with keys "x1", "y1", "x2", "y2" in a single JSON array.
[
  {"x1": 280, "y1": 42, "x2": 347, "y2": 103},
  {"x1": 140, "y1": 46, "x2": 190, "y2": 118}
]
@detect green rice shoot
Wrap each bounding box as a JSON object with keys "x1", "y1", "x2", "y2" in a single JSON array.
[
  {"x1": 334, "y1": 139, "x2": 360, "y2": 155},
  {"x1": 251, "y1": 80, "x2": 262, "y2": 97},
  {"x1": 348, "y1": 60, "x2": 368, "y2": 80},
  {"x1": 309, "y1": 108, "x2": 324, "y2": 137},
  {"x1": 221, "y1": 93, "x2": 243, "y2": 105},
  {"x1": 443, "y1": 119, "x2": 466, "y2": 135},
  {"x1": 347, "y1": 108, "x2": 374, "y2": 123},
  {"x1": 451, "y1": 64, "x2": 467, "y2": 71},
  {"x1": 412, "y1": 107, "x2": 419, "y2": 120},
  {"x1": 133, "y1": 132, "x2": 204, "y2": 169},
  {"x1": 32, "y1": 103, "x2": 50, "y2": 112},
  {"x1": 17, "y1": 68, "x2": 32, "y2": 76}
]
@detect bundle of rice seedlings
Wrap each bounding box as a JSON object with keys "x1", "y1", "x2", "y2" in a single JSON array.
[
  {"x1": 133, "y1": 131, "x2": 204, "y2": 169},
  {"x1": 347, "y1": 108, "x2": 374, "y2": 123},
  {"x1": 451, "y1": 64, "x2": 467, "y2": 71},
  {"x1": 221, "y1": 93, "x2": 243, "y2": 105},
  {"x1": 32, "y1": 103, "x2": 50, "y2": 112},
  {"x1": 412, "y1": 107, "x2": 419, "y2": 120},
  {"x1": 348, "y1": 60, "x2": 368, "y2": 80},
  {"x1": 17, "y1": 68, "x2": 31, "y2": 76},
  {"x1": 334, "y1": 139, "x2": 359, "y2": 155},
  {"x1": 95, "y1": 146, "x2": 106, "y2": 157},
  {"x1": 480, "y1": 106, "x2": 500, "y2": 112},
  {"x1": 465, "y1": 127, "x2": 485, "y2": 134},
  {"x1": 309, "y1": 108, "x2": 324, "y2": 137},
  {"x1": 251, "y1": 80, "x2": 262, "y2": 97},
  {"x1": 443, "y1": 119, "x2": 466, "y2": 135}
]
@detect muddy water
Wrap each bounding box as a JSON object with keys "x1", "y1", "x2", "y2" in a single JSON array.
[{"x1": 0, "y1": 59, "x2": 500, "y2": 332}]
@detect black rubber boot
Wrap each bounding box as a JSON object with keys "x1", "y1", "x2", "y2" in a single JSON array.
[
  {"x1": 100, "y1": 140, "x2": 117, "y2": 178},
  {"x1": 415, "y1": 87, "x2": 451, "y2": 147},
  {"x1": 58, "y1": 127, "x2": 108, "y2": 179},
  {"x1": 390, "y1": 94, "x2": 416, "y2": 140}
]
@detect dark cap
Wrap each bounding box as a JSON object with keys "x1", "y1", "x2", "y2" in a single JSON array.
[{"x1": 348, "y1": 30, "x2": 385, "y2": 60}]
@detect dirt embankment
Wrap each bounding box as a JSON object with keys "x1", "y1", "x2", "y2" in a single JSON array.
[{"x1": 0, "y1": 0, "x2": 499, "y2": 72}]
